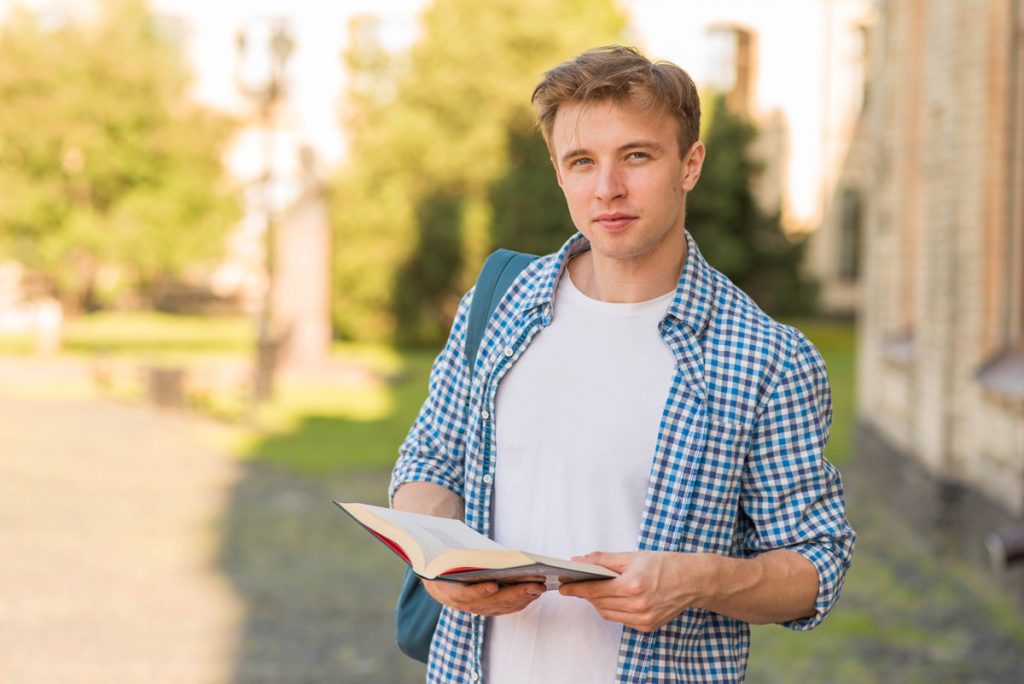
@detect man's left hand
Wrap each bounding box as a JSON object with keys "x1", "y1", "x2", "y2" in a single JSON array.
[{"x1": 558, "y1": 551, "x2": 717, "y2": 633}]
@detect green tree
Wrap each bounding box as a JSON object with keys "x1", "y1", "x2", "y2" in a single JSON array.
[
  {"x1": 489, "y1": 109, "x2": 572, "y2": 257},
  {"x1": 333, "y1": 0, "x2": 625, "y2": 344},
  {"x1": 0, "y1": 0, "x2": 239, "y2": 311},
  {"x1": 687, "y1": 95, "x2": 818, "y2": 315}
]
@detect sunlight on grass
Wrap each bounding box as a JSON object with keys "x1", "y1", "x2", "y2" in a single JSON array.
[
  {"x1": 241, "y1": 320, "x2": 857, "y2": 477},
  {"x1": 0, "y1": 334, "x2": 33, "y2": 355},
  {"x1": 331, "y1": 341, "x2": 405, "y2": 378},
  {"x1": 4, "y1": 311, "x2": 856, "y2": 480},
  {"x1": 0, "y1": 311, "x2": 254, "y2": 359},
  {"x1": 255, "y1": 377, "x2": 395, "y2": 433},
  {"x1": 242, "y1": 349, "x2": 436, "y2": 476},
  {"x1": 64, "y1": 311, "x2": 253, "y2": 356},
  {"x1": 786, "y1": 318, "x2": 856, "y2": 468}
]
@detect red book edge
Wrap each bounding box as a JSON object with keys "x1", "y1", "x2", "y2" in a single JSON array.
[
  {"x1": 368, "y1": 529, "x2": 411, "y2": 565},
  {"x1": 439, "y1": 566, "x2": 486, "y2": 576},
  {"x1": 334, "y1": 501, "x2": 413, "y2": 567}
]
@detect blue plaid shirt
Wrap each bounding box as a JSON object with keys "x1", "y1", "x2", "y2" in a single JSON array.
[{"x1": 390, "y1": 232, "x2": 856, "y2": 683}]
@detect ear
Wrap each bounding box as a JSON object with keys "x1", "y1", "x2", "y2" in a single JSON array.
[{"x1": 680, "y1": 141, "x2": 706, "y2": 192}]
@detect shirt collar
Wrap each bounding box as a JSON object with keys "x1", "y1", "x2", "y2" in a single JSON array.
[
  {"x1": 666, "y1": 231, "x2": 715, "y2": 337},
  {"x1": 524, "y1": 230, "x2": 716, "y2": 337}
]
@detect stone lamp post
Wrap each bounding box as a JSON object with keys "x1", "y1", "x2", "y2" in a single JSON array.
[{"x1": 234, "y1": 19, "x2": 294, "y2": 404}]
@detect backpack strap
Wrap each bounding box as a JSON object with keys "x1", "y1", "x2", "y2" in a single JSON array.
[
  {"x1": 464, "y1": 249, "x2": 538, "y2": 373},
  {"x1": 394, "y1": 248, "x2": 538, "y2": 665}
]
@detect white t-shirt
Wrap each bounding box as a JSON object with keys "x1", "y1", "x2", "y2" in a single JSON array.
[{"x1": 485, "y1": 269, "x2": 676, "y2": 683}]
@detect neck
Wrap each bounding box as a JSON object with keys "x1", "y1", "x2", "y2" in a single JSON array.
[{"x1": 569, "y1": 232, "x2": 688, "y2": 303}]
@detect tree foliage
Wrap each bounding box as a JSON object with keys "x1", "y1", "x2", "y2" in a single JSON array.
[
  {"x1": 332, "y1": 0, "x2": 625, "y2": 344},
  {"x1": 687, "y1": 95, "x2": 818, "y2": 316},
  {"x1": 489, "y1": 109, "x2": 572, "y2": 257},
  {"x1": 333, "y1": 3, "x2": 816, "y2": 344},
  {"x1": 0, "y1": 0, "x2": 239, "y2": 311}
]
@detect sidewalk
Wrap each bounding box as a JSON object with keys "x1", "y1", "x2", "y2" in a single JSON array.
[
  {"x1": 0, "y1": 387, "x2": 424, "y2": 683},
  {"x1": 0, "y1": 395, "x2": 244, "y2": 683}
]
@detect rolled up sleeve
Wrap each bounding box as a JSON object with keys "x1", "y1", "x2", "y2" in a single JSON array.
[
  {"x1": 739, "y1": 330, "x2": 856, "y2": 631},
  {"x1": 388, "y1": 288, "x2": 475, "y2": 504}
]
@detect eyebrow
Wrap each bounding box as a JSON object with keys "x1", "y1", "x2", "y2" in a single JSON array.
[{"x1": 559, "y1": 140, "x2": 665, "y2": 164}]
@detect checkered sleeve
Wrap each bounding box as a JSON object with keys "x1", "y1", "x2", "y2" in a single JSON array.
[
  {"x1": 739, "y1": 330, "x2": 856, "y2": 631},
  {"x1": 388, "y1": 288, "x2": 475, "y2": 504}
]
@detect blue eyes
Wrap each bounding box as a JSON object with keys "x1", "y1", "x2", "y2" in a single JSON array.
[{"x1": 568, "y1": 152, "x2": 649, "y2": 168}]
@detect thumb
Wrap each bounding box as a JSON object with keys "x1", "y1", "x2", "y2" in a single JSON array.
[
  {"x1": 466, "y1": 581, "x2": 499, "y2": 597},
  {"x1": 575, "y1": 551, "x2": 631, "y2": 573}
]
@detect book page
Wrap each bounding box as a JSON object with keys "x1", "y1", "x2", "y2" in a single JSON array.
[{"x1": 363, "y1": 505, "x2": 507, "y2": 567}]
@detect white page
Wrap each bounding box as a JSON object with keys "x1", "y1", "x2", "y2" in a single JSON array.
[{"x1": 364, "y1": 504, "x2": 507, "y2": 566}]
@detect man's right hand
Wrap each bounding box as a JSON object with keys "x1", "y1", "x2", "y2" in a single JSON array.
[
  {"x1": 393, "y1": 482, "x2": 544, "y2": 615},
  {"x1": 423, "y1": 579, "x2": 546, "y2": 617}
]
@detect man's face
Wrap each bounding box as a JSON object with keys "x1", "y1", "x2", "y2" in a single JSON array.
[{"x1": 551, "y1": 100, "x2": 704, "y2": 264}]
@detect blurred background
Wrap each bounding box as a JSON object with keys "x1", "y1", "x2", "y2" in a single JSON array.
[{"x1": 0, "y1": 0, "x2": 1022, "y2": 681}]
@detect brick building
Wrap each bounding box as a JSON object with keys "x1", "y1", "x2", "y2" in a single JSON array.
[{"x1": 841, "y1": 0, "x2": 1024, "y2": 582}]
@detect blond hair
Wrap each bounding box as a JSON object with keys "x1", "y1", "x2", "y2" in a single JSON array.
[{"x1": 532, "y1": 45, "x2": 701, "y2": 157}]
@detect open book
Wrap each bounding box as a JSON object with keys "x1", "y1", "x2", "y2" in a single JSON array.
[{"x1": 335, "y1": 502, "x2": 618, "y2": 587}]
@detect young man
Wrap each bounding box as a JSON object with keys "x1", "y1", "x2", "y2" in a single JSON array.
[{"x1": 390, "y1": 45, "x2": 855, "y2": 683}]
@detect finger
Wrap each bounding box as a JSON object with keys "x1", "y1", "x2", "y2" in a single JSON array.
[
  {"x1": 560, "y1": 578, "x2": 622, "y2": 600},
  {"x1": 425, "y1": 580, "x2": 498, "y2": 608},
  {"x1": 467, "y1": 582, "x2": 542, "y2": 606},
  {"x1": 593, "y1": 607, "x2": 661, "y2": 631},
  {"x1": 502, "y1": 591, "x2": 544, "y2": 613},
  {"x1": 578, "y1": 551, "x2": 632, "y2": 573},
  {"x1": 468, "y1": 586, "x2": 544, "y2": 616},
  {"x1": 494, "y1": 582, "x2": 545, "y2": 599},
  {"x1": 463, "y1": 581, "x2": 501, "y2": 597},
  {"x1": 559, "y1": 581, "x2": 588, "y2": 598},
  {"x1": 577, "y1": 596, "x2": 642, "y2": 612},
  {"x1": 424, "y1": 578, "x2": 496, "y2": 595}
]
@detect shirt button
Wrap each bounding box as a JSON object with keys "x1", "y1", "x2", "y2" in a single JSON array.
[
  {"x1": 470, "y1": 672, "x2": 480, "y2": 682},
  {"x1": 482, "y1": 474, "x2": 492, "y2": 484},
  {"x1": 542, "y1": 305, "x2": 551, "y2": 318},
  {"x1": 504, "y1": 346, "x2": 514, "y2": 357},
  {"x1": 480, "y1": 410, "x2": 490, "y2": 420}
]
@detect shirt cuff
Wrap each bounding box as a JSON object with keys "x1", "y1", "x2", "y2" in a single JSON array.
[
  {"x1": 388, "y1": 469, "x2": 464, "y2": 507},
  {"x1": 778, "y1": 542, "x2": 849, "y2": 631}
]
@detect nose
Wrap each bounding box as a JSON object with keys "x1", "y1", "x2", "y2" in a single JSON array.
[{"x1": 595, "y1": 164, "x2": 626, "y2": 201}]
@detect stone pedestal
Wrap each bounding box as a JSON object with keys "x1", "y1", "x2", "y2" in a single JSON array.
[{"x1": 272, "y1": 176, "x2": 332, "y2": 371}]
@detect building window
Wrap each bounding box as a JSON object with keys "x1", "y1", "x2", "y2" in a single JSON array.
[
  {"x1": 705, "y1": 24, "x2": 756, "y2": 116},
  {"x1": 838, "y1": 188, "x2": 862, "y2": 280}
]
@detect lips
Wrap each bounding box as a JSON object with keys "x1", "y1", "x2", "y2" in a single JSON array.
[{"x1": 594, "y1": 213, "x2": 637, "y2": 231}]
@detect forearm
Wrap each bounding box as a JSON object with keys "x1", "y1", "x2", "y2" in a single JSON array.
[
  {"x1": 698, "y1": 549, "x2": 818, "y2": 624},
  {"x1": 391, "y1": 481, "x2": 465, "y2": 519}
]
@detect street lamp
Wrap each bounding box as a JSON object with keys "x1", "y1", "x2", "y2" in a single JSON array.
[{"x1": 234, "y1": 18, "x2": 294, "y2": 406}]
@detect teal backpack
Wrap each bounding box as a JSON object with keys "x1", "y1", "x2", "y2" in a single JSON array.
[{"x1": 396, "y1": 249, "x2": 538, "y2": 663}]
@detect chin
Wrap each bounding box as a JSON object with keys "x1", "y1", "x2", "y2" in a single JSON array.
[{"x1": 588, "y1": 234, "x2": 652, "y2": 261}]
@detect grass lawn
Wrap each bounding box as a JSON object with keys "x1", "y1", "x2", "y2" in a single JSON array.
[
  {"x1": 786, "y1": 318, "x2": 857, "y2": 468},
  {"x1": 244, "y1": 316, "x2": 858, "y2": 476},
  {"x1": 0, "y1": 311, "x2": 255, "y2": 358},
  {"x1": 242, "y1": 348, "x2": 437, "y2": 475},
  {"x1": 0, "y1": 311, "x2": 857, "y2": 474}
]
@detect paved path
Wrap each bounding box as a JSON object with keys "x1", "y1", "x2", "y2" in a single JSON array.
[
  {"x1": 2, "y1": 383, "x2": 1021, "y2": 683},
  {"x1": 0, "y1": 389, "x2": 424, "y2": 683},
  {"x1": 0, "y1": 396, "x2": 244, "y2": 683}
]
